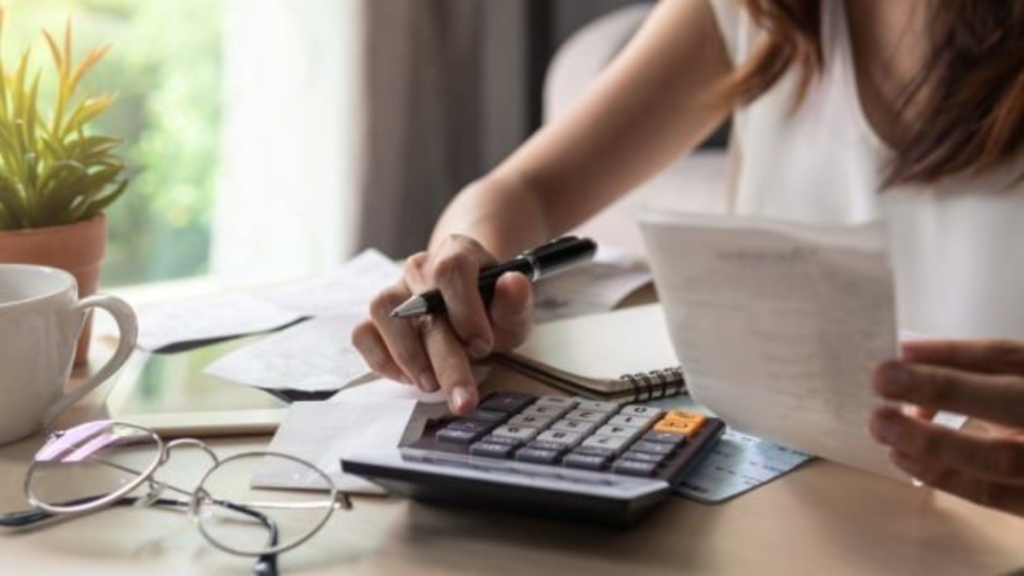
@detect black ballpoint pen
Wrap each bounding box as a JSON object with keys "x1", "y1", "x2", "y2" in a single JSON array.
[{"x1": 389, "y1": 236, "x2": 598, "y2": 319}]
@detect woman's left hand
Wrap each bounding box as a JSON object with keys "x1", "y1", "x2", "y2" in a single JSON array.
[{"x1": 870, "y1": 339, "x2": 1024, "y2": 517}]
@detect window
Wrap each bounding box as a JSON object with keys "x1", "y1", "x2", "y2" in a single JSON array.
[
  {"x1": 7, "y1": 0, "x2": 360, "y2": 291},
  {"x1": 7, "y1": 0, "x2": 225, "y2": 286}
]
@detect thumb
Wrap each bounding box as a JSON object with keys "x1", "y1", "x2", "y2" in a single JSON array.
[{"x1": 489, "y1": 272, "x2": 533, "y2": 351}]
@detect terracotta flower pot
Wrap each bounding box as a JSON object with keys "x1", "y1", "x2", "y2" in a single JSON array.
[{"x1": 0, "y1": 215, "x2": 107, "y2": 367}]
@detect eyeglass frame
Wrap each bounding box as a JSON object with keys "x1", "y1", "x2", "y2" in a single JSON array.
[{"x1": 22, "y1": 420, "x2": 353, "y2": 557}]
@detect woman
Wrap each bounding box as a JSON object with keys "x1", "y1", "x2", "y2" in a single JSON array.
[{"x1": 352, "y1": 0, "x2": 1024, "y2": 515}]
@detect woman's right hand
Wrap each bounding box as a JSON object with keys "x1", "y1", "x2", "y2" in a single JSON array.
[{"x1": 351, "y1": 235, "x2": 535, "y2": 415}]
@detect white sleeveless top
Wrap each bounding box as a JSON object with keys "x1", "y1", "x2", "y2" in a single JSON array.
[{"x1": 709, "y1": 0, "x2": 1024, "y2": 339}]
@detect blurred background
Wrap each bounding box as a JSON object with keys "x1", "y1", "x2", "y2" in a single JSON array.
[{"x1": 5, "y1": 0, "x2": 725, "y2": 294}]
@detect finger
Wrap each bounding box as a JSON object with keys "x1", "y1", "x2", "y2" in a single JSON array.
[
  {"x1": 402, "y1": 252, "x2": 430, "y2": 291},
  {"x1": 874, "y1": 360, "x2": 1024, "y2": 426},
  {"x1": 870, "y1": 408, "x2": 1024, "y2": 483},
  {"x1": 889, "y1": 450, "x2": 1024, "y2": 516},
  {"x1": 369, "y1": 284, "x2": 437, "y2": 391},
  {"x1": 420, "y1": 316, "x2": 478, "y2": 415},
  {"x1": 490, "y1": 272, "x2": 534, "y2": 351},
  {"x1": 351, "y1": 321, "x2": 411, "y2": 385},
  {"x1": 429, "y1": 238, "x2": 496, "y2": 359},
  {"x1": 901, "y1": 339, "x2": 1024, "y2": 374}
]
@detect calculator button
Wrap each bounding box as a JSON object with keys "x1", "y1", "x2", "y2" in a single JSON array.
[
  {"x1": 535, "y1": 430, "x2": 583, "y2": 447},
  {"x1": 480, "y1": 434, "x2": 523, "y2": 447},
  {"x1": 491, "y1": 425, "x2": 540, "y2": 442},
  {"x1": 535, "y1": 396, "x2": 576, "y2": 409},
  {"x1": 437, "y1": 428, "x2": 484, "y2": 444},
  {"x1": 563, "y1": 452, "x2": 611, "y2": 471},
  {"x1": 466, "y1": 409, "x2": 510, "y2": 423},
  {"x1": 549, "y1": 419, "x2": 597, "y2": 435},
  {"x1": 619, "y1": 405, "x2": 664, "y2": 418},
  {"x1": 642, "y1": 431, "x2": 688, "y2": 447},
  {"x1": 469, "y1": 442, "x2": 516, "y2": 459},
  {"x1": 620, "y1": 450, "x2": 667, "y2": 465},
  {"x1": 593, "y1": 425, "x2": 642, "y2": 441},
  {"x1": 612, "y1": 459, "x2": 659, "y2": 477},
  {"x1": 508, "y1": 414, "x2": 554, "y2": 428},
  {"x1": 608, "y1": 414, "x2": 659, "y2": 429},
  {"x1": 526, "y1": 440, "x2": 570, "y2": 453},
  {"x1": 515, "y1": 447, "x2": 563, "y2": 465},
  {"x1": 581, "y1": 435, "x2": 631, "y2": 453},
  {"x1": 479, "y1": 393, "x2": 534, "y2": 414},
  {"x1": 655, "y1": 411, "x2": 707, "y2": 438},
  {"x1": 445, "y1": 419, "x2": 496, "y2": 435},
  {"x1": 565, "y1": 409, "x2": 610, "y2": 424},
  {"x1": 520, "y1": 404, "x2": 570, "y2": 419},
  {"x1": 629, "y1": 440, "x2": 676, "y2": 456},
  {"x1": 575, "y1": 400, "x2": 619, "y2": 413},
  {"x1": 572, "y1": 445, "x2": 618, "y2": 458}
]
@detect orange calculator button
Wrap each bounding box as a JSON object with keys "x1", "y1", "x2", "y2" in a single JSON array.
[{"x1": 655, "y1": 411, "x2": 707, "y2": 438}]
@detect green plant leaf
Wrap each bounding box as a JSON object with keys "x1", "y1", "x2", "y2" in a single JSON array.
[{"x1": 0, "y1": 172, "x2": 26, "y2": 228}]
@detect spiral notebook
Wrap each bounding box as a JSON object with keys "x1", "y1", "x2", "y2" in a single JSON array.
[{"x1": 495, "y1": 304, "x2": 686, "y2": 402}]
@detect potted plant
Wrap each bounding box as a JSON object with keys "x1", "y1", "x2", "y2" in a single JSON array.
[{"x1": 0, "y1": 14, "x2": 129, "y2": 366}]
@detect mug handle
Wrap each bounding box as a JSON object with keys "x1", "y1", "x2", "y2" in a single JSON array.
[{"x1": 42, "y1": 294, "x2": 139, "y2": 426}]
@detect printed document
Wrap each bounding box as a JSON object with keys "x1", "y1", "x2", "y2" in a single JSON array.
[{"x1": 642, "y1": 212, "x2": 903, "y2": 479}]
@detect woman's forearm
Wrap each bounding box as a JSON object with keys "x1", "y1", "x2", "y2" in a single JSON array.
[{"x1": 429, "y1": 172, "x2": 555, "y2": 260}]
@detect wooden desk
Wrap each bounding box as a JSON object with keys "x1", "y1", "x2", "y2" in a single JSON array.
[{"x1": 2, "y1": 343, "x2": 1023, "y2": 575}]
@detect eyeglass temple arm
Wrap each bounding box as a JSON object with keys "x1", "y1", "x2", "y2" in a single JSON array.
[{"x1": 0, "y1": 495, "x2": 189, "y2": 528}]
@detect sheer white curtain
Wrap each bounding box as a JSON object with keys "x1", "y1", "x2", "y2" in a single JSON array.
[{"x1": 211, "y1": 0, "x2": 363, "y2": 286}]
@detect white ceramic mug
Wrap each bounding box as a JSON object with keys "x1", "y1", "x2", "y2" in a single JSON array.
[{"x1": 0, "y1": 264, "x2": 137, "y2": 444}]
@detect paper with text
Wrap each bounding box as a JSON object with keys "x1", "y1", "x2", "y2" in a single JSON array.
[
  {"x1": 642, "y1": 212, "x2": 903, "y2": 480},
  {"x1": 137, "y1": 294, "x2": 303, "y2": 351},
  {"x1": 533, "y1": 246, "x2": 652, "y2": 323},
  {"x1": 204, "y1": 315, "x2": 371, "y2": 393},
  {"x1": 257, "y1": 249, "x2": 402, "y2": 317}
]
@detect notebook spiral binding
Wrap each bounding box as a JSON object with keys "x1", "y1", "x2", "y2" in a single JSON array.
[{"x1": 620, "y1": 367, "x2": 686, "y2": 403}]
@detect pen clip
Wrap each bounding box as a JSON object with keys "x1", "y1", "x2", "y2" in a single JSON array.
[{"x1": 518, "y1": 236, "x2": 580, "y2": 259}]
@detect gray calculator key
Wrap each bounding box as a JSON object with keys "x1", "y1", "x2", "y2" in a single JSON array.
[
  {"x1": 535, "y1": 396, "x2": 576, "y2": 409},
  {"x1": 562, "y1": 452, "x2": 611, "y2": 471},
  {"x1": 491, "y1": 425, "x2": 540, "y2": 442},
  {"x1": 575, "y1": 400, "x2": 619, "y2": 413},
  {"x1": 608, "y1": 414, "x2": 659, "y2": 429},
  {"x1": 642, "y1": 431, "x2": 687, "y2": 447},
  {"x1": 619, "y1": 405, "x2": 664, "y2": 418},
  {"x1": 581, "y1": 435, "x2": 631, "y2": 453},
  {"x1": 565, "y1": 409, "x2": 610, "y2": 424},
  {"x1": 469, "y1": 442, "x2": 516, "y2": 459},
  {"x1": 445, "y1": 419, "x2": 496, "y2": 434},
  {"x1": 480, "y1": 434, "x2": 523, "y2": 447},
  {"x1": 508, "y1": 414, "x2": 554, "y2": 428},
  {"x1": 437, "y1": 428, "x2": 483, "y2": 444},
  {"x1": 630, "y1": 440, "x2": 676, "y2": 456},
  {"x1": 621, "y1": 450, "x2": 667, "y2": 465},
  {"x1": 467, "y1": 409, "x2": 510, "y2": 423},
  {"x1": 549, "y1": 419, "x2": 597, "y2": 435},
  {"x1": 594, "y1": 425, "x2": 642, "y2": 440},
  {"x1": 573, "y1": 445, "x2": 618, "y2": 458},
  {"x1": 612, "y1": 458, "x2": 659, "y2": 477},
  {"x1": 479, "y1": 393, "x2": 534, "y2": 413},
  {"x1": 535, "y1": 430, "x2": 583, "y2": 447},
  {"x1": 515, "y1": 448, "x2": 562, "y2": 465},
  {"x1": 520, "y1": 404, "x2": 570, "y2": 419},
  {"x1": 526, "y1": 440, "x2": 569, "y2": 453}
]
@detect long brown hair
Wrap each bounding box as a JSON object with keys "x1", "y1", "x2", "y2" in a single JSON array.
[{"x1": 723, "y1": 0, "x2": 1023, "y2": 187}]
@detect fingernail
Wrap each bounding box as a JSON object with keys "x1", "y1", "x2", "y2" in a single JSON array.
[
  {"x1": 468, "y1": 338, "x2": 490, "y2": 359},
  {"x1": 451, "y1": 387, "x2": 473, "y2": 414},
  {"x1": 418, "y1": 371, "x2": 439, "y2": 392},
  {"x1": 880, "y1": 363, "x2": 911, "y2": 393}
]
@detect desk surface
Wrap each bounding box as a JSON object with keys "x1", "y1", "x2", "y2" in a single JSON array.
[{"x1": 2, "y1": 343, "x2": 1024, "y2": 575}]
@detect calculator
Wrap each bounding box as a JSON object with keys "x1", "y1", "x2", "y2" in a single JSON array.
[{"x1": 342, "y1": 392, "x2": 725, "y2": 526}]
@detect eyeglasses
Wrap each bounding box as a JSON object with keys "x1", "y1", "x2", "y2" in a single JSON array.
[{"x1": 0, "y1": 420, "x2": 352, "y2": 576}]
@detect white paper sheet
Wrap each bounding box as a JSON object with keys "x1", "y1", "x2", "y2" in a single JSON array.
[
  {"x1": 642, "y1": 212, "x2": 904, "y2": 480},
  {"x1": 204, "y1": 316, "x2": 371, "y2": 393},
  {"x1": 533, "y1": 246, "x2": 652, "y2": 323},
  {"x1": 256, "y1": 249, "x2": 402, "y2": 317},
  {"x1": 251, "y1": 399, "x2": 419, "y2": 494},
  {"x1": 137, "y1": 293, "x2": 303, "y2": 351}
]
